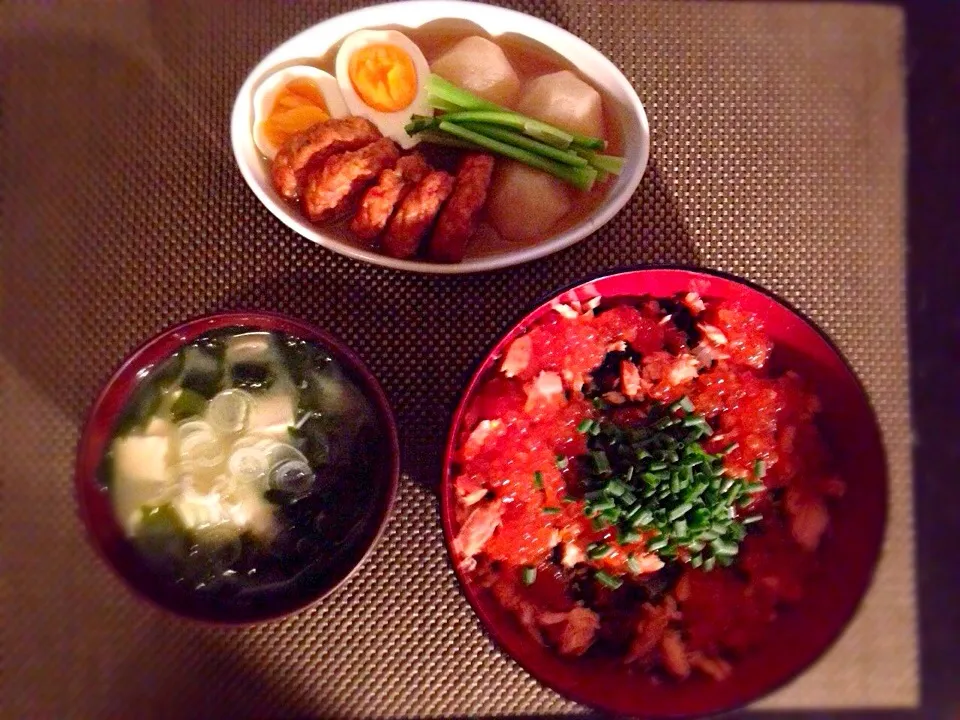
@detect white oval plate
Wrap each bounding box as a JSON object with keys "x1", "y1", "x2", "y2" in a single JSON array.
[{"x1": 230, "y1": 0, "x2": 650, "y2": 274}]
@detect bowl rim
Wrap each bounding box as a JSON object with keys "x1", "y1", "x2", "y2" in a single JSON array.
[
  {"x1": 74, "y1": 310, "x2": 401, "y2": 625},
  {"x1": 439, "y1": 264, "x2": 889, "y2": 717},
  {"x1": 229, "y1": 0, "x2": 651, "y2": 275}
]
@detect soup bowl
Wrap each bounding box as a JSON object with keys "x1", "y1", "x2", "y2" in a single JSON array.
[
  {"x1": 230, "y1": 0, "x2": 650, "y2": 274},
  {"x1": 75, "y1": 311, "x2": 400, "y2": 623},
  {"x1": 440, "y1": 267, "x2": 887, "y2": 717}
]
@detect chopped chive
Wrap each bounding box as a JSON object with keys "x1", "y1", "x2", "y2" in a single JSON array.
[
  {"x1": 600, "y1": 507, "x2": 621, "y2": 523},
  {"x1": 595, "y1": 570, "x2": 623, "y2": 589},
  {"x1": 742, "y1": 514, "x2": 762, "y2": 524},
  {"x1": 618, "y1": 529, "x2": 642, "y2": 545},
  {"x1": 605, "y1": 479, "x2": 626, "y2": 497},
  {"x1": 521, "y1": 566, "x2": 537, "y2": 585},
  {"x1": 626, "y1": 554, "x2": 642, "y2": 574},
  {"x1": 589, "y1": 498, "x2": 615, "y2": 513},
  {"x1": 691, "y1": 554, "x2": 704, "y2": 568},
  {"x1": 533, "y1": 471, "x2": 544, "y2": 489},
  {"x1": 711, "y1": 539, "x2": 739, "y2": 556},
  {"x1": 577, "y1": 418, "x2": 595, "y2": 433},
  {"x1": 754, "y1": 459, "x2": 767, "y2": 478},
  {"x1": 672, "y1": 518, "x2": 688, "y2": 538},
  {"x1": 587, "y1": 542, "x2": 611, "y2": 559},
  {"x1": 561, "y1": 496, "x2": 576, "y2": 504},
  {"x1": 542, "y1": 506, "x2": 561, "y2": 515},
  {"x1": 722, "y1": 442, "x2": 740, "y2": 455},
  {"x1": 670, "y1": 396, "x2": 695, "y2": 413},
  {"x1": 555, "y1": 454, "x2": 569, "y2": 470},
  {"x1": 647, "y1": 537, "x2": 668, "y2": 552},
  {"x1": 591, "y1": 451, "x2": 612, "y2": 474},
  {"x1": 574, "y1": 402, "x2": 758, "y2": 572}
]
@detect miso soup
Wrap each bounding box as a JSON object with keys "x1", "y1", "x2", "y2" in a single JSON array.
[{"x1": 101, "y1": 327, "x2": 387, "y2": 610}]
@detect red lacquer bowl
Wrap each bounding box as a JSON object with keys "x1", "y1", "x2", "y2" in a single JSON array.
[
  {"x1": 440, "y1": 267, "x2": 887, "y2": 718},
  {"x1": 75, "y1": 312, "x2": 400, "y2": 624}
]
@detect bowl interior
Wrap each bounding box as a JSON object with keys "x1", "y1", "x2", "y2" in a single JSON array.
[
  {"x1": 230, "y1": 0, "x2": 650, "y2": 274},
  {"x1": 76, "y1": 312, "x2": 400, "y2": 624},
  {"x1": 441, "y1": 268, "x2": 887, "y2": 717}
]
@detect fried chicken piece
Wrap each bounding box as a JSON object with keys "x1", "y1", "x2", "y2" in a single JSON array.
[
  {"x1": 349, "y1": 154, "x2": 430, "y2": 241},
  {"x1": 381, "y1": 169, "x2": 455, "y2": 259},
  {"x1": 426, "y1": 153, "x2": 495, "y2": 263},
  {"x1": 271, "y1": 116, "x2": 382, "y2": 201},
  {"x1": 300, "y1": 138, "x2": 400, "y2": 224}
]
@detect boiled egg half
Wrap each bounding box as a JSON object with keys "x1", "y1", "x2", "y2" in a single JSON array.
[
  {"x1": 335, "y1": 30, "x2": 432, "y2": 149},
  {"x1": 253, "y1": 66, "x2": 349, "y2": 159}
]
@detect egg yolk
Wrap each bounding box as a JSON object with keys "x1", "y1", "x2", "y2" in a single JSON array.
[
  {"x1": 263, "y1": 78, "x2": 330, "y2": 149},
  {"x1": 348, "y1": 44, "x2": 418, "y2": 113}
]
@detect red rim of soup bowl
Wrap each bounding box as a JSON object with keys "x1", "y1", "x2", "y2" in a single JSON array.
[
  {"x1": 440, "y1": 266, "x2": 888, "y2": 718},
  {"x1": 75, "y1": 311, "x2": 400, "y2": 624}
]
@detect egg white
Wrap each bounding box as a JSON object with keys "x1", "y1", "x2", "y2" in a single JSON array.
[
  {"x1": 335, "y1": 30, "x2": 432, "y2": 149},
  {"x1": 253, "y1": 66, "x2": 349, "y2": 159}
]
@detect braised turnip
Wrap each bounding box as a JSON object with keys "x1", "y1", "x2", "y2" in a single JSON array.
[
  {"x1": 430, "y1": 36, "x2": 521, "y2": 107},
  {"x1": 486, "y1": 161, "x2": 572, "y2": 242},
  {"x1": 516, "y1": 70, "x2": 603, "y2": 139}
]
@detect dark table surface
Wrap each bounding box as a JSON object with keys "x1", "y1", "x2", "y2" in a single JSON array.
[{"x1": 904, "y1": 2, "x2": 960, "y2": 719}]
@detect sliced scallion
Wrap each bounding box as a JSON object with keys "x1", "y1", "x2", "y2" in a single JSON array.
[{"x1": 594, "y1": 570, "x2": 623, "y2": 589}]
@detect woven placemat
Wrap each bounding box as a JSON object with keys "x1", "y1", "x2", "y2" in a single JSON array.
[{"x1": 0, "y1": 0, "x2": 915, "y2": 716}]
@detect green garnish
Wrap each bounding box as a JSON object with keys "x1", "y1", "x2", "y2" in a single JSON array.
[
  {"x1": 586, "y1": 542, "x2": 611, "y2": 559},
  {"x1": 754, "y1": 459, "x2": 767, "y2": 479},
  {"x1": 423, "y1": 75, "x2": 606, "y2": 149},
  {"x1": 169, "y1": 388, "x2": 207, "y2": 422},
  {"x1": 576, "y1": 404, "x2": 764, "y2": 570},
  {"x1": 670, "y1": 396, "x2": 695, "y2": 414},
  {"x1": 594, "y1": 570, "x2": 623, "y2": 590},
  {"x1": 618, "y1": 529, "x2": 642, "y2": 545},
  {"x1": 572, "y1": 148, "x2": 626, "y2": 175},
  {"x1": 533, "y1": 471, "x2": 544, "y2": 490},
  {"x1": 521, "y1": 566, "x2": 537, "y2": 585},
  {"x1": 459, "y1": 122, "x2": 589, "y2": 167},
  {"x1": 555, "y1": 454, "x2": 569, "y2": 470},
  {"x1": 437, "y1": 121, "x2": 598, "y2": 191},
  {"x1": 404, "y1": 75, "x2": 617, "y2": 190},
  {"x1": 542, "y1": 506, "x2": 561, "y2": 515}
]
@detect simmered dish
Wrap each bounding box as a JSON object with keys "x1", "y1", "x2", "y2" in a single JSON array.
[
  {"x1": 451, "y1": 292, "x2": 844, "y2": 681},
  {"x1": 253, "y1": 27, "x2": 626, "y2": 263},
  {"x1": 102, "y1": 328, "x2": 383, "y2": 604}
]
